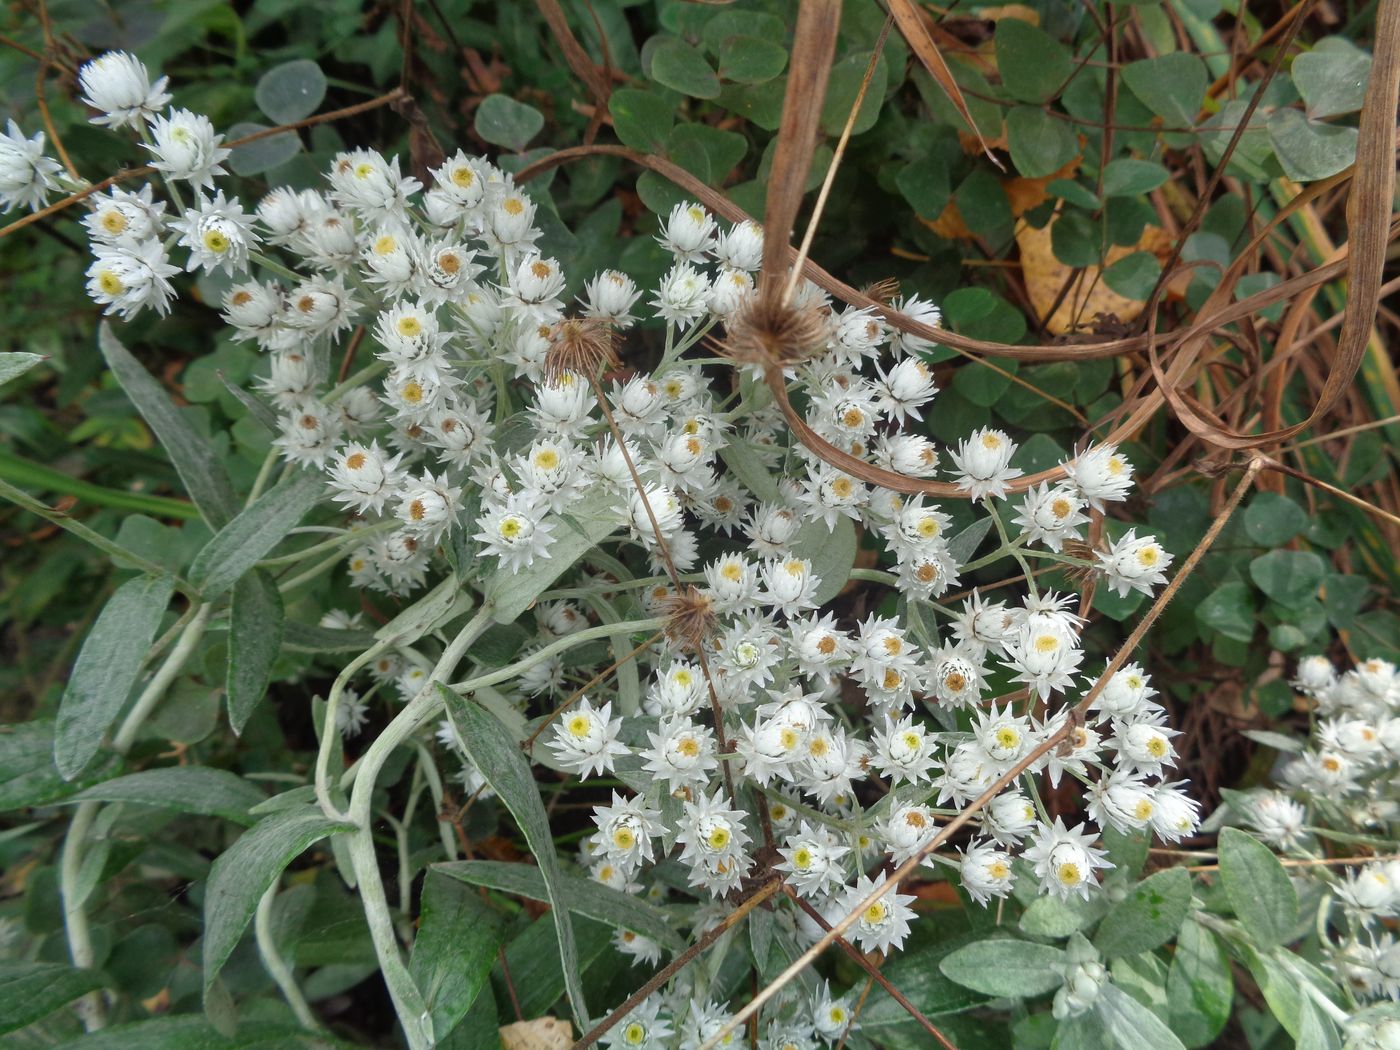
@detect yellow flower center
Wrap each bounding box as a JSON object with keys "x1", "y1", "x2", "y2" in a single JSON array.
[
  {"x1": 374, "y1": 234, "x2": 397, "y2": 255},
  {"x1": 863, "y1": 901, "x2": 887, "y2": 924},
  {"x1": 707, "y1": 826, "x2": 731, "y2": 850},
  {"x1": 995, "y1": 727, "x2": 1020, "y2": 750},
  {"x1": 396, "y1": 316, "x2": 423, "y2": 337},
  {"x1": 1057, "y1": 862, "x2": 1082, "y2": 885},
  {"x1": 202, "y1": 229, "x2": 230, "y2": 253},
  {"x1": 612, "y1": 828, "x2": 635, "y2": 849},
  {"x1": 677, "y1": 737, "x2": 700, "y2": 758},
  {"x1": 498, "y1": 517, "x2": 523, "y2": 539},
  {"x1": 100, "y1": 210, "x2": 127, "y2": 234},
  {"x1": 566, "y1": 714, "x2": 591, "y2": 738},
  {"x1": 1146, "y1": 736, "x2": 1168, "y2": 758},
  {"x1": 533, "y1": 448, "x2": 560, "y2": 470},
  {"x1": 451, "y1": 166, "x2": 475, "y2": 187},
  {"x1": 402, "y1": 381, "x2": 424, "y2": 404},
  {"x1": 97, "y1": 270, "x2": 123, "y2": 295},
  {"x1": 503, "y1": 197, "x2": 524, "y2": 216}
]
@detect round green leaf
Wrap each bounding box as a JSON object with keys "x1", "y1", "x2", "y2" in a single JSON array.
[
  {"x1": 474, "y1": 94, "x2": 545, "y2": 152},
  {"x1": 1195, "y1": 580, "x2": 1256, "y2": 642},
  {"x1": 995, "y1": 20, "x2": 1071, "y2": 103},
  {"x1": 650, "y1": 38, "x2": 721, "y2": 99},
  {"x1": 1007, "y1": 106, "x2": 1078, "y2": 178},
  {"x1": 609, "y1": 89, "x2": 675, "y2": 154},
  {"x1": 1267, "y1": 109, "x2": 1358, "y2": 182},
  {"x1": 1249, "y1": 549, "x2": 1327, "y2": 607},
  {"x1": 1292, "y1": 41, "x2": 1372, "y2": 119},
  {"x1": 254, "y1": 59, "x2": 327, "y2": 124},
  {"x1": 1102, "y1": 158, "x2": 1170, "y2": 197},
  {"x1": 716, "y1": 35, "x2": 787, "y2": 84},
  {"x1": 1103, "y1": 251, "x2": 1161, "y2": 300},
  {"x1": 1243, "y1": 492, "x2": 1308, "y2": 546}
]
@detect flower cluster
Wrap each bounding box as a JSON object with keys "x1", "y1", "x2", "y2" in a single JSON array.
[
  {"x1": 1238, "y1": 655, "x2": 1400, "y2": 1006},
  {"x1": 52, "y1": 49, "x2": 1201, "y2": 1049}
]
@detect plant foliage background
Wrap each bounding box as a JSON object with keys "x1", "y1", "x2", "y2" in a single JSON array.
[{"x1": 0, "y1": 0, "x2": 1397, "y2": 1048}]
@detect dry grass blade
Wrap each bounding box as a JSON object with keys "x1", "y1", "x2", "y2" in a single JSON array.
[
  {"x1": 535, "y1": 0, "x2": 612, "y2": 109},
  {"x1": 887, "y1": 0, "x2": 1000, "y2": 168},
  {"x1": 758, "y1": 0, "x2": 842, "y2": 297}
]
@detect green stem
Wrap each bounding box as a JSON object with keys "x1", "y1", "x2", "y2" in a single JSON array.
[
  {"x1": 61, "y1": 602, "x2": 212, "y2": 1031},
  {"x1": 256, "y1": 885, "x2": 320, "y2": 1030}
]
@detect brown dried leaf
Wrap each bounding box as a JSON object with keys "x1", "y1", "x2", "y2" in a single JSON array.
[
  {"x1": 889, "y1": 0, "x2": 1001, "y2": 167},
  {"x1": 500, "y1": 1017, "x2": 573, "y2": 1050}
]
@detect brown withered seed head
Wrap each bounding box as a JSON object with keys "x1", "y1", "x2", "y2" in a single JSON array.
[
  {"x1": 545, "y1": 317, "x2": 620, "y2": 381},
  {"x1": 716, "y1": 295, "x2": 831, "y2": 371},
  {"x1": 1059, "y1": 539, "x2": 1100, "y2": 585},
  {"x1": 658, "y1": 584, "x2": 717, "y2": 652},
  {"x1": 861, "y1": 277, "x2": 901, "y2": 306}
]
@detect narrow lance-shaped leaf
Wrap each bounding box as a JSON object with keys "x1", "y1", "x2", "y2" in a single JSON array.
[
  {"x1": 69, "y1": 766, "x2": 266, "y2": 826},
  {"x1": 0, "y1": 961, "x2": 105, "y2": 1036},
  {"x1": 0, "y1": 352, "x2": 44, "y2": 385},
  {"x1": 410, "y1": 870, "x2": 508, "y2": 1041},
  {"x1": 202, "y1": 808, "x2": 351, "y2": 995},
  {"x1": 434, "y1": 859, "x2": 683, "y2": 953},
  {"x1": 98, "y1": 322, "x2": 240, "y2": 529},
  {"x1": 227, "y1": 569, "x2": 283, "y2": 734},
  {"x1": 187, "y1": 468, "x2": 325, "y2": 598},
  {"x1": 438, "y1": 685, "x2": 589, "y2": 1031},
  {"x1": 55, "y1": 573, "x2": 176, "y2": 780}
]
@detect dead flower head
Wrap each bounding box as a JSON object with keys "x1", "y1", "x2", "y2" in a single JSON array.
[
  {"x1": 658, "y1": 584, "x2": 717, "y2": 652},
  {"x1": 715, "y1": 294, "x2": 831, "y2": 372},
  {"x1": 546, "y1": 316, "x2": 620, "y2": 381}
]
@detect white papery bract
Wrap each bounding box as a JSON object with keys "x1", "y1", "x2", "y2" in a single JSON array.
[
  {"x1": 78, "y1": 51, "x2": 171, "y2": 129},
  {"x1": 145, "y1": 109, "x2": 230, "y2": 191},
  {"x1": 0, "y1": 120, "x2": 62, "y2": 213}
]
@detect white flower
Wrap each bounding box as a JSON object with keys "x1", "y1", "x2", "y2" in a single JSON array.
[
  {"x1": 395, "y1": 471, "x2": 461, "y2": 541},
  {"x1": 949, "y1": 427, "x2": 1023, "y2": 501},
  {"x1": 0, "y1": 121, "x2": 62, "y2": 213},
  {"x1": 172, "y1": 191, "x2": 259, "y2": 275},
  {"x1": 475, "y1": 496, "x2": 555, "y2": 574},
  {"x1": 652, "y1": 262, "x2": 710, "y2": 328},
  {"x1": 614, "y1": 928, "x2": 664, "y2": 967},
  {"x1": 1111, "y1": 717, "x2": 1179, "y2": 777},
  {"x1": 960, "y1": 839, "x2": 1015, "y2": 905},
  {"x1": 1086, "y1": 770, "x2": 1158, "y2": 833},
  {"x1": 1088, "y1": 662, "x2": 1157, "y2": 721},
  {"x1": 641, "y1": 717, "x2": 718, "y2": 793},
  {"x1": 657, "y1": 201, "x2": 717, "y2": 261},
  {"x1": 1003, "y1": 619, "x2": 1083, "y2": 701},
  {"x1": 776, "y1": 821, "x2": 849, "y2": 897},
  {"x1": 760, "y1": 555, "x2": 821, "y2": 617},
  {"x1": 1065, "y1": 444, "x2": 1134, "y2": 510},
  {"x1": 336, "y1": 689, "x2": 369, "y2": 737},
  {"x1": 582, "y1": 269, "x2": 643, "y2": 328},
  {"x1": 1023, "y1": 818, "x2": 1113, "y2": 900},
  {"x1": 878, "y1": 803, "x2": 939, "y2": 865},
  {"x1": 505, "y1": 254, "x2": 567, "y2": 323},
  {"x1": 1150, "y1": 782, "x2": 1201, "y2": 843},
  {"x1": 83, "y1": 184, "x2": 166, "y2": 244},
  {"x1": 870, "y1": 715, "x2": 936, "y2": 785},
  {"x1": 328, "y1": 149, "x2": 421, "y2": 225},
  {"x1": 890, "y1": 294, "x2": 941, "y2": 355},
  {"x1": 86, "y1": 237, "x2": 181, "y2": 318},
  {"x1": 548, "y1": 697, "x2": 629, "y2": 777},
  {"x1": 1245, "y1": 791, "x2": 1307, "y2": 849},
  {"x1": 430, "y1": 149, "x2": 486, "y2": 208},
  {"x1": 604, "y1": 996, "x2": 673, "y2": 1050},
  {"x1": 1097, "y1": 528, "x2": 1172, "y2": 598},
  {"x1": 327, "y1": 441, "x2": 404, "y2": 514},
  {"x1": 593, "y1": 792, "x2": 664, "y2": 871},
  {"x1": 78, "y1": 51, "x2": 171, "y2": 129},
  {"x1": 837, "y1": 874, "x2": 916, "y2": 954},
  {"x1": 1012, "y1": 483, "x2": 1089, "y2": 552},
  {"x1": 145, "y1": 109, "x2": 230, "y2": 191},
  {"x1": 274, "y1": 401, "x2": 343, "y2": 468},
  {"x1": 714, "y1": 220, "x2": 763, "y2": 271}
]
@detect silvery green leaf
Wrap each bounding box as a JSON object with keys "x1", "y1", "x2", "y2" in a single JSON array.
[
  {"x1": 1219, "y1": 827, "x2": 1297, "y2": 947},
  {"x1": 948, "y1": 515, "x2": 995, "y2": 565},
  {"x1": 226, "y1": 122, "x2": 301, "y2": 177},
  {"x1": 1095, "y1": 983, "x2": 1187, "y2": 1050},
  {"x1": 227, "y1": 570, "x2": 283, "y2": 734},
  {"x1": 0, "y1": 352, "x2": 43, "y2": 386},
  {"x1": 719, "y1": 441, "x2": 780, "y2": 501},
  {"x1": 434, "y1": 859, "x2": 682, "y2": 953},
  {"x1": 0, "y1": 961, "x2": 104, "y2": 1036},
  {"x1": 254, "y1": 59, "x2": 327, "y2": 123},
  {"x1": 99, "y1": 323, "x2": 240, "y2": 529},
  {"x1": 410, "y1": 870, "x2": 506, "y2": 1041},
  {"x1": 187, "y1": 469, "x2": 325, "y2": 598},
  {"x1": 55, "y1": 573, "x2": 175, "y2": 779},
  {"x1": 438, "y1": 685, "x2": 588, "y2": 1030},
  {"x1": 939, "y1": 937, "x2": 1067, "y2": 997},
  {"x1": 70, "y1": 766, "x2": 266, "y2": 826},
  {"x1": 202, "y1": 807, "x2": 350, "y2": 996},
  {"x1": 1093, "y1": 866, "x2": 1192, "y2": 958},
  {"x1": 802, "y1": 515, "x2": 857, "y2": 605}
]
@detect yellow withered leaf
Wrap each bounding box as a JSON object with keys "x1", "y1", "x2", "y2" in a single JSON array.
[{"x1": 500, "y1": 1017, "x2": 573, "y2": 1050}]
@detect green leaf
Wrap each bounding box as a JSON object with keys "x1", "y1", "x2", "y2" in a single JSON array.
[
  {"x1": 439, "y1": 686, "x2": 588, "y2": 1030},
  {"x1": 610, "y1": 90, "x2": 675, "y2": 154},
  {"x1": 939, "y1": 938, "x2": 1066, "y2": 997},
  {"x1": 1122, "y1": 54, "x2": 1208, "y2": 127},
  {"x1": 719, "y1": 441, "x2": 780, "y2": 502},
  {"x1": 70, "y1": 767, "x2": 265, "y2": 825},
  {"x1": 1244, "y1": 492, "x2": 1308, "y2": 546},
  {"x1": 48, "y1": 1016, "x2": 349, "y2": 1049},
  {"x1": 202, "y1": 807, "x2": 350, "y2": 994},
  {"x1": 1019, "y1": 893, "x2": 1106, "y2": 939},
  {"x1": 1195, "y1": 580, "x2": 1256, "y2": 643},
  {"x1": 1167, "y1": 918, "x2": 1233, "y2": 1048},
  {"x1": 995, "y1": 20, "x2": 1071, "y2": 103},
  {"x1": 948, "y1": 516, "x2": 995, "y2": 565},
  {"x1": 668, "y1": 124, "x2": 747, "y2": 182},
  {"x1": 1267, "y1": 109, "x2": 1358, "y2": 182},
  {"x1": 1101, "y1": 159, "x2": 1170, "y2": 197},
  {"x1": 897, "y1": 157, "x2": 951, "y2": 219},
  {"x1": 255, "y1": 59, "x2": 327, "y2": 123},
  {"x1": 1052, "y1": 209, "x2": 1099, "y2": 267},
  {"x1": 410, "y1": 870, "x2": 507, "y2": 1042},
  {"x1": 99, "y1": 323, "x2": 240, "y2": 529},
  {"x1": 1095, "y1": 982, "x2": 1187, "y2": 1050},
  {"x1": 1103, "y1": 251, "x2": 1161, "y2": 300},
  {"x1": 435, "y1": 859, "x2": 682, "y2": 953},
  {"x1": 821, "y1": 50, "x2": 888, "y2": 136},
  {"x1": 943, "y1": 286, "x2": 1024, "y2": 344},
  {"x1": 226, "y1": 122, "x2": 301, "y2": 177},
  {"x1": 1006, "y1": 107, "x2": 1079, "y2": 179},
  {"x1": 483, "y1": 487, "x2": 621, "y2": 624},
  {"x1": 716, "y1": 35, "x2": 787, "y2": 84},
  {"x1": 1297, "y1": 995, "x2": 1342, "y2": 1050},
  {"x1": 650, "y1": 38, "x2": 721, "y2": 99},
  {"x1": 1219, "y1": 826, "x2": 1298, "y2": 947},
  {"x1": 0, "y1": 720, "x2": 118, "y2": 810},
  {"x1": 55, "y1": 573, "x2": 175, "y2": 780},
  {"x1": 801, "y1": 515, "x2": 858, "y2": 605},
  {"x1": 0, "y1": 960, "x2": 104, "y2": 1034},
  {"x1": 0, "y1": 352, "x2": 43, "y2": 385},
  {"x1": 1047, "y1": 178, "x2": 1101, "y2": 210},
  {"x1": 474, "y1": 94, "x2": 545, "y2": 152},
  {"x1": 1093, "y1": 866, "x2": 1191, "y2": 958},
  {"x1": 187, "y1": 469, "x2": 324, "y2": 598},
  {"x1": 227, "y1": 569, "x2": 283, "y2": 734},
  {"x1": 1322, "y1": 573, "x2": 1369, "y2": 630},
  {"x1": 1292, "y1": 41, "x2": 1372, "y2": 119},
  {"x1": 1250, "y1": 549, "x2": 1327, "y2": 607}
]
